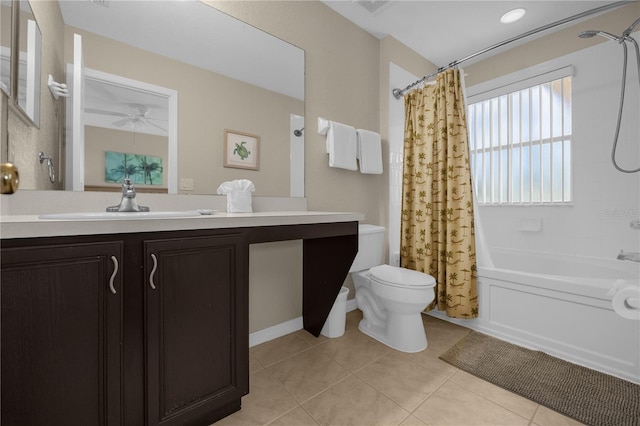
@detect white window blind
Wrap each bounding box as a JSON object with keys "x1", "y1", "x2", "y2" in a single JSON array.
[{"x1": 467, "y1": 68, "x2": 573, "y2": 205}]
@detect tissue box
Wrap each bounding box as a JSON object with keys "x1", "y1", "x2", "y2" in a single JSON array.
[{"x1": 226, "y1": 190, "x2": 252, "y2": 213}]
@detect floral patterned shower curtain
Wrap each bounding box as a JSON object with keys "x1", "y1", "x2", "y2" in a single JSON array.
[{"x1": 400, "y1": 69, "x2": 478, "y2": 319}]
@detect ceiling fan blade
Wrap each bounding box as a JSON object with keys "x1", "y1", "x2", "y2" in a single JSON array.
[
  {"x1": 112, "y1": 118, "x2": 132, "y2": 127},
  {"x1": 146, "y1": 116, "x2": 168, "y2": 124},
  {"x1": 85, "y1": 107, "x2": 129, "y2": 118},
  {"x1": 129, "y1": 103, "x2": 150, "y2": 117}
]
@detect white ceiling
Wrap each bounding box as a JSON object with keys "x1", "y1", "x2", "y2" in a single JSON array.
[
  {"x1": 83, "y1": 78, "x2": 170, "y2": 137},
  {"x1": 322, "y1": 0, "x2": 620, "y2": 68}
]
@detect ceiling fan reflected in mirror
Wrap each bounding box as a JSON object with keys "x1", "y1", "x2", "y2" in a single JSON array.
[{"x1": 85, "y1": 103, "x2": 168, "y2": 134}]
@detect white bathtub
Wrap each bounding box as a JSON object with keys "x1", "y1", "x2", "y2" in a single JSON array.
[{"x1": 429, "y1": 247, "x2": 640, "y2": 384}]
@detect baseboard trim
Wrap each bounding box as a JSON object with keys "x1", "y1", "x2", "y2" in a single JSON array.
[{"x1": 249, "y1": 299, "x2": 359, "y2": 347}]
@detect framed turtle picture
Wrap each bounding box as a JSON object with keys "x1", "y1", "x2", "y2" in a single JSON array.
[{"x1": 223, "y1": 129, "x2": 260, "y2": 170}]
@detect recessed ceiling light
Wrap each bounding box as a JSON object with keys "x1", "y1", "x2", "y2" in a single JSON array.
[{"x1": 500, "y1": 8, "x2": 526, "y2": 24}]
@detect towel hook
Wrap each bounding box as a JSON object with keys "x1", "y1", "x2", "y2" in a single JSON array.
[{"x1": 47, "y1": 75, "x2": 69, "y2": 100}]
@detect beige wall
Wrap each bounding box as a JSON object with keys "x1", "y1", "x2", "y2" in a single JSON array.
[
  {"x1": 5, "y1": 0, "x2": 65, "y2": 190},
  {"x1": 249, "y1": 240, "x2": 303, "y2": 333},
  {"x1": 65, "y1": 26, "x2": 303, "y2": 197}
]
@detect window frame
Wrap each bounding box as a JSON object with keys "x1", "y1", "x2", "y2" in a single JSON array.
[{"x1": 466, "y1": 66, "x2": 574, "y2": 206}]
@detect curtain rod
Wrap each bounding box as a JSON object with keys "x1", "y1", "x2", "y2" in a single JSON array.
[{"x1": 392, "y1": 1, "x2": 634, "y2": 99}]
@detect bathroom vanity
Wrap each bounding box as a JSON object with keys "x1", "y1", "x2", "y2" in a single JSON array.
[{"x1": 0, "y1": 211, "x2": 362, "y2": 425}]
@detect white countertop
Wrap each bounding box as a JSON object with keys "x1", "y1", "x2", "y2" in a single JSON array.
[{"x1": 1, "y1": 211, "x2": 365, "y2": 239}]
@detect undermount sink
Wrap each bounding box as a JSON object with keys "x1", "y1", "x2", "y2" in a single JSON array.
[{"x1": 39, "y1": 210, "x2": 204, "y2": 220}]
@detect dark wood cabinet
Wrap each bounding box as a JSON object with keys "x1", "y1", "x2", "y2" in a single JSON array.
[
  {"x1": 1, "y1": 241, "x2": 123, "y2": 426},
  {"x1": 0, "y1": 221, "x2": 357, "y2": 425},
  {"x1": 144, "y1": 234, "x2": 248, "y2": 425},
  {"x1": 1, "y1": 230, "x2": 248, "y2": 426}
]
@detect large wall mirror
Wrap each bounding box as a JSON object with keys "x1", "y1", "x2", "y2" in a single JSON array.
[{"x1": 57, "y1": 0, "x2": 304, "y2": 196}]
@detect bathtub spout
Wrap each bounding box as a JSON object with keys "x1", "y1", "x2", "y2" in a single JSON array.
[{"x1": 617, "y1": 250, "x2": 640, "y2": 262}]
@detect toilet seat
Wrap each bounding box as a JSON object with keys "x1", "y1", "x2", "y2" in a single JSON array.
[{"x1": 369, "y1": 264, "x2": 435, "y2": 289}]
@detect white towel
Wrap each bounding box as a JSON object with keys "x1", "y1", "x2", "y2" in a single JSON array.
[
  {"x1": 326, "y1": 121, "x2": 357, "y2": 170},
  {"x1": 356, "y1": 129, "x2": 383, "y2": 174}
]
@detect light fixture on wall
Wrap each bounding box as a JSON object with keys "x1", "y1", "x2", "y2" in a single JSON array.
[{"x1": 500, "y1": 8, "x2": 526, "y2": 24}]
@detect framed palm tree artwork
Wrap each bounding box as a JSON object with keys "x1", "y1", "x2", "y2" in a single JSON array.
[
  {"x1": 223, "y1": 129, "x2": 260, "y2": 170},
  {"x1": 105, "y1": 151, "x2": 164, "y2": 185}
]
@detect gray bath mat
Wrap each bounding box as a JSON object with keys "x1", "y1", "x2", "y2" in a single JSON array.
[{"x1": 440, "y1": 331, "x2": 640, "y2": 426}]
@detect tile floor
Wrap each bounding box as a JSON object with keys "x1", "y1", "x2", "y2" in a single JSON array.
[{"x1": 216, "y1": 310, "x2": 584, "y2": 426}]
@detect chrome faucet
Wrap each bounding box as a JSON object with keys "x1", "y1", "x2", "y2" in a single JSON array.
[
  {"x1": 106, "y1": 178, "x2": 150, "y2": 212},
  {"x1": 617, "y1": 250, "x2": 640, "y2": 263}
]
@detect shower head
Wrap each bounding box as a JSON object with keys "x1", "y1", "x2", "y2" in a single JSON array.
[{"x1": 578, "y1": 30, "x2": 622, "y2": 42}]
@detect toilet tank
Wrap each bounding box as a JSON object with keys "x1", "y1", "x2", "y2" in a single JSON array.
[{"x1": 350, "y1": 224, "x2": 385, "y2": 272}]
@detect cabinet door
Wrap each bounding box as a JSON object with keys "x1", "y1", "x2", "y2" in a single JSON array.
[
  {"x1": 144, "y1": 234, "x2": 248, "y2": 426},
  {"x1": 1, "y1": 241, "x2": 123, "y2": 426}
]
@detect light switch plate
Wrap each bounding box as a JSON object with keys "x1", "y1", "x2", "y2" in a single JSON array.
[{"x1": 180, "y1": 178, "x2": 194, "y2": 191}]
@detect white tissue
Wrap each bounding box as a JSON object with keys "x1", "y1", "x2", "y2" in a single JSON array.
[
  {"x1": 216, "y1": 179, "x2": 255, "y2": 213},
  {"x1": 610, "y1": 284, "x2": 640, "y2": 320},
  {"x1": 216, "y1": 179, "x2": 255, "y2": 194}
]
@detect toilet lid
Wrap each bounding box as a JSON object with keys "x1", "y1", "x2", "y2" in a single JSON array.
[{"x1": 369, "y1": 265, "x2": 436, "y2": 289}]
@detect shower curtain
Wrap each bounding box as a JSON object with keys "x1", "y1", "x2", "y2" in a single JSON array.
[{"x1": 400, "y1": 69, "x2": 478, "y2": 319}]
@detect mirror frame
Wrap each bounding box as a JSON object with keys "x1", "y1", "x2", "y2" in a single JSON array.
[
  {"x1": 78, "y1": 66, "x2": 178, "y2": 193},
  {"x1": 0, "y1": 0, "x2": 12, "y2": 97},
  {"x1": 13, "y1": 0, "x2": 41, "y2": 127}
]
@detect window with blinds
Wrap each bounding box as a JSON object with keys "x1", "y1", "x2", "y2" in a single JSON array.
[{"x1": 467, "y1": 74, "x2": 572, "y2": 205}]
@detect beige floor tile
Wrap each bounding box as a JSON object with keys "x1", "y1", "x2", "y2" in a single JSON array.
[
  {"x1": 532, "y1": 406, "x2": 586, "y2": 426},
  {"x1": 251, "y1": 330, "x2": 319, "y2": 367},
  {"x1": 318, "y1": 328, "x2": 391, "y2": 372},
  {"x1": 413, "y1": 380, "x2": 530, "y2": 426},
  {"x1": 383, "y1": 346, "x2": 459, "y2": 378},
  {"x1": 399, "y1": 415, "x2": 428, "y2": 426},
  {"x1": 421, "y1": 325, "x2": 471, "y2": 358},
  {"x1": 448, "y1": 370, "x2": 538, "y2": 420},
  {"x1": 215, "y1": 369, "x2": 298, "y2": 426},
  {"x1": 230, "y1": 312, "x2": 596, "y2": 426},
  {"x1": 302, "y1": 375, "x2": 410, "y2": 426},
  {"x1": 249, "y1": 353, "x2": 264, "y2": 375},
  {"x1": 356, "y1": 354, "x2": 452, "y2": 412},
  {"x1": 267, "y1": 407, "x2": 320, "y2": 426},
  {"x1": 267, "y1": 346, "x2": 352, "y2": 403},
  {"x1": 296, "y1": 329, "x2": 330, "y2": 346}
]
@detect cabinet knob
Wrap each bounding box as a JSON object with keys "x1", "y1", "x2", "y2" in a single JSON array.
[
  {"x1": 1, "y1": 163, "x2": 19, "y2": 194},
  {"x1": 149, "y1": 254, "x2": 158, "y2": 290}
]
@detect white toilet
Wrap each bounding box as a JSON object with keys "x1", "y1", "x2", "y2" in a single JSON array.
[{"x1": 351, "y1": 224, "x2": 436, "y2": 353}]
